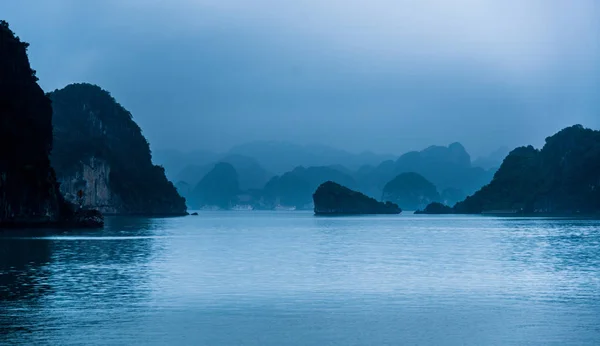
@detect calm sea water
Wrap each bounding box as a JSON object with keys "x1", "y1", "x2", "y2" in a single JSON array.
[{"x1": 1, "y1": 212, "x2": 599, "y2": 345}]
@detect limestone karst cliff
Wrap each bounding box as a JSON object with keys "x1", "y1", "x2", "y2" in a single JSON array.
[{"x1": 50, "y1": 83, "x2": 187, "y2": 215}]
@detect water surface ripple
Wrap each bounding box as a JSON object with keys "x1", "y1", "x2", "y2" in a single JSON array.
[{"x1": 1, "y1": 212, "x2": 599, "y2": 345}]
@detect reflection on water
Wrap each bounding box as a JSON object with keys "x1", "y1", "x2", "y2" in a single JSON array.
[
  {"x1": 0, "y1": 217, "x2": 158, "y2": 343},
  {"x1": 1, "y1": 213, "x2": 599, "y2": 345},
  {"x1": 0, "y1": 234, "x2": 52, "y2": 337},
  {"x1": 0, "y1": 233, "x2": 52, "y2": 302}
]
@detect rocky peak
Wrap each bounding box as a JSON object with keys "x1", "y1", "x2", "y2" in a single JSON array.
[{"x1": 50, "y1": 83, "x2": 186, "y2": 215}]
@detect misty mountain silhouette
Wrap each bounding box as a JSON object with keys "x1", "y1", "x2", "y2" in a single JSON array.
[
  {"x1": 176, "y1": 154, "x2": 273, "y2": 190},
  {"x1": 225, "y1": 141, "x2": 396, "y2": 174},
  {"x1": 382, "y1": 172, "x2": 440, "y2": 211},
  {"x1": 354, "y1": 142, "x2": 494, "y2": 200},
  {"x1": 472, "y1": 146, "x2": 511, "y2": 170},
  {"x1": 188, "y1": 162, "x2": 240, "y2": 209}
]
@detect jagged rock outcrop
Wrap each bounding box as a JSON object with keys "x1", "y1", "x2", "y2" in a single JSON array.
[
  {"x1": 50, "y1": 83, "x2": 186, "y2": 215},
  {"x1": 0, "y1": 21, "x2": 102, "y2": 228},
  {"x1": 313, "y1": 181, "x2": 401, "y2": 215}
]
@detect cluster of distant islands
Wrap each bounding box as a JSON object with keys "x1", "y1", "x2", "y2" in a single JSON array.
[{"x1": 1, "y1": 20, "x2": 599, "y2": 228}]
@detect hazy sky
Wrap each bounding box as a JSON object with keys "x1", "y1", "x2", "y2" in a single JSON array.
[{"x1": 3, "y1": 0, "x2": 599, "y2": 157}]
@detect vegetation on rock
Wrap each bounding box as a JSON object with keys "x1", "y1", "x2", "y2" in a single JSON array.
[
  {"x1": 50, "y1": 83, "x2": 186, "y2": 215},
  {"x1": 454, "y1": 125, "x2": 600, "y2": 215}
]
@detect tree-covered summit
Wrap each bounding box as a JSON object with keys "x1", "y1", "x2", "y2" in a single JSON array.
[{"x1": 454, "y1": 125, "x2": 600, "y2": 215}]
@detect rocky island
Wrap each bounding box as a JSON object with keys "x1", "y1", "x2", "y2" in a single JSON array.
[
  {"x1": 418, "y1": 125, "x2": 600, "y2": 216},
  {"x1": 454, "y1": 125, "x2": 600, "y2": 215},
  {"x1": 50, "y1": 83, "x2": 187, "y2": 215},
  {"x1": 0, "y1": 21, "x2": 102, "y2": 228},
  {"x1": 313, "y1": 181, "x2": 401, "y2": 215}
]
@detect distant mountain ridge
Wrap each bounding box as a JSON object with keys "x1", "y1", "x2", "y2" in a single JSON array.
[
  {"x1": 228, "y1": 140, "x2": 396, "y2": 174},
  {"x1": 158, "y1": 140, "x2": 494, "y2": 210},
  {"x1": 154, "y1": 141, "x2": 396, "y2": 179},
  {"x1": 152, "y1": 149, "x2": 218, "y2": 181},
  {"x1": 188, "y1": 162, "x2": 240, "y2": 209},
  {"x1": 472, "y1": 146, "x2": 511, "y2": 170},
  {"x1": 354, "y1": 142, "x2": 494, "y2": 202},
  {"x1": 175, "y1": 154, "x2": 272, "y2": 190},
  {"x1": 262, "y1": 166, "x2": 358, "y2": 209}
]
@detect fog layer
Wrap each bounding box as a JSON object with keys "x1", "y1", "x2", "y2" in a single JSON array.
[{"x1": 3, "y1": 0, "x2": 599, "y2": 156}]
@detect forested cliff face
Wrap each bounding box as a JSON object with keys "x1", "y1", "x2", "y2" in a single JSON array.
[
  {"x1": 50, "y1": 83, "x2": 187, "y2": 215},
  {"x1": 455, "y1": 125, "x2": 600, "y2": 214},
  {"x1": 0, "y1": 21, "x2": 68, "y2": 225}
]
